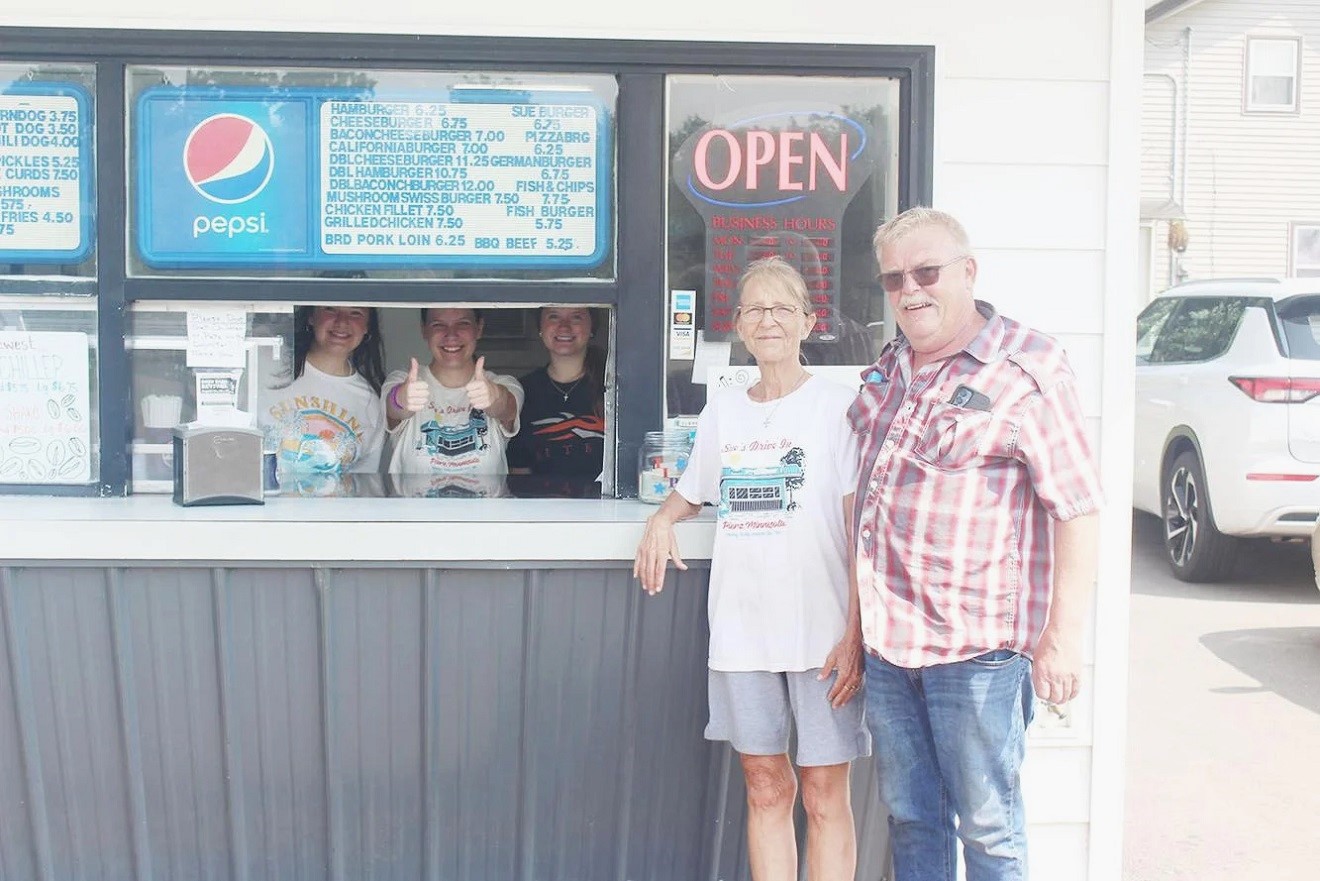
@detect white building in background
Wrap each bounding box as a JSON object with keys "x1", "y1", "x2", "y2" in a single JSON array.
[{"x1": 1144, "y1": 0, "x2": 1320, "y2": 299}]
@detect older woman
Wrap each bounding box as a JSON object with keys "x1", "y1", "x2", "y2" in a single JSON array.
[{"x1": 633, "y1": 257, "x2": 868, "y2": 881}]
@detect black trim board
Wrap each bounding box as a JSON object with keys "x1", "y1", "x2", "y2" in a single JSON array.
[{"x1": 1, "y1": 26, "x2": 933, "y2": 73}]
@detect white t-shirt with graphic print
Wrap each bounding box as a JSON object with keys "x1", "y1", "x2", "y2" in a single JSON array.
[
  {"x1": 674, "y1": 374, "x2": 860, "y2": 673},
  {"x1": 384, "y1": 367, "x2": 523, "y2": 475},
  {"x1": 259, "y1": 362, "x2": 385, "y2": 474}
]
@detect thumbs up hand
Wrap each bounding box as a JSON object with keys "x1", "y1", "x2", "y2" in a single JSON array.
[
  {"x1": 395, "y1": 357, "x2": 431, "y2": 414},
  {"x1": 465, "y1": 356, "x2": 499, "y2": 410}
]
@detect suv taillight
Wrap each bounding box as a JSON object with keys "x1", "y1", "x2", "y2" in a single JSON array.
[{"x1": 1228, "y1": 376, "x2": 1320, "y2": 403}]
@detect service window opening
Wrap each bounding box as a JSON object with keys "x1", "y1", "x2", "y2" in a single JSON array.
[{"x1": 128, "y1": 302, "x2": 614, "y2": 499}]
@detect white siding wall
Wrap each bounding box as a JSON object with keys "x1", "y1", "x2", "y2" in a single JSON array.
[
  {"x1": 1143, "y1": 73, "x2": 1178, "y2": 202},
  {"x1": 1146, "y1": 0, "x2": 1320, "y2": 290},
  {"x1": 1, "y1": 4, "x2": 1140, "y2": 879}
]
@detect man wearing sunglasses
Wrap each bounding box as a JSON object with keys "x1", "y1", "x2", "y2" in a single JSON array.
[{"x1": 847, "y1": 206, "x2": 1102, "y2": 881}]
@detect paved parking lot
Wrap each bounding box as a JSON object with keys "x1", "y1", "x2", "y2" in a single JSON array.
[{"x1": 1124, "y1": 513, "x2": 1320, "y2": 881}]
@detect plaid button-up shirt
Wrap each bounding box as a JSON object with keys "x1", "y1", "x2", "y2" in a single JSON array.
[{"x1": 849, "y1": 302, "x2": 1102, "y2": 668}]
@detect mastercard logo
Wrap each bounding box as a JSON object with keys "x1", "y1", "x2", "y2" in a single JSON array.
[{"x1": 182, "y1": 113, "x2": 275, "y2": 204}]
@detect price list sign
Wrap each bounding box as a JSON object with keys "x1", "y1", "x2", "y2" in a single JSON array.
[
  {"x1": 319, "y1": 97, "x2": 607, "y2": 266},
  {"x1": 0, "y1": 86, "x2": 92, "y2": 262}
]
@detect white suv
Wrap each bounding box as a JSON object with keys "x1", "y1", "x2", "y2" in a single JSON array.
[{"x1": 1133, "y1": 278, "x2": 1320, "y2": 582}]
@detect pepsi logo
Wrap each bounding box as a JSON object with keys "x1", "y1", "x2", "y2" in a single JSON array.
[{"x1": 183, "y1": 114, "x2": 275, "y2": 204}]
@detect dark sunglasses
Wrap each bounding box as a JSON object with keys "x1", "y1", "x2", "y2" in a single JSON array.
[{"x1": 878, "y1": 255, "x2": 969, "y2": 293}]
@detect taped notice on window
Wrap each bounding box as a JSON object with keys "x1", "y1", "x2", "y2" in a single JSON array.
[{"x1": 186, "y1": 307, "x2": 247, "y2": 368}]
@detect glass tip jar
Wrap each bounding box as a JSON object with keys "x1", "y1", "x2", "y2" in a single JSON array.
[{"x1": 638, "y1": 429, "x2": 694, "y2": 504}]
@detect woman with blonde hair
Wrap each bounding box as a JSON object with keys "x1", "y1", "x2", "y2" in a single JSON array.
[{"x1": 634, "y1": 256, "x2": 867, "y2": 881}]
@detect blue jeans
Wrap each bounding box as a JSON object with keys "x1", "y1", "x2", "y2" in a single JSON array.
[{"x1": 864, "y1": 649, "x2": 1035, "y2": 881}]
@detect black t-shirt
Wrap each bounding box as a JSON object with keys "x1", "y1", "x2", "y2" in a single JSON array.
[{"x1": 506, "y1": 367, "x2": 605, "y2": 478}]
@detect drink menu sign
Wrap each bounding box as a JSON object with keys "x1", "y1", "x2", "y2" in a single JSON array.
[
  {"x1": 672, "y1": 108, "x2": 877, "y2": 340},
  {"x1": 136, "y1": 87, "x2": 611, "y2": 269},
  {"x1": 0, "y1": 84, "x2": 94, "y2": 263}
]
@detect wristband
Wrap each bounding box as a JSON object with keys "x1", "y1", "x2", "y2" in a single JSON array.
[{"x1": 389, "y1": 383, "x2": 404, "y2": 411}]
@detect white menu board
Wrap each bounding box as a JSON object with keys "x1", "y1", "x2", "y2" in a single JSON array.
[
  {"x1": 0, "y1": 331, "x2": 92, "y2": 484},
  {"x1": 319, "y1": 99, "x2": 600, "y2": 260},
  {"x1": 0, "y1": 93, "x2": 84, "y2": 254}
]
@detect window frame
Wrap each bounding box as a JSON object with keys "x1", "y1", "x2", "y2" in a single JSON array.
[
  {"x1": 1289, "y1": 221, "x2": 1320, "y2": 277},
  {"x1": 0, "y1": 26, "x2": 935, "y2": 497},
  {"x1": 1243, "y1": 36, "x2": 1302, "y2": 115}
]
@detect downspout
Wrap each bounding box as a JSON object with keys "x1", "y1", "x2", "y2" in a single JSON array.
[
  {"x1": 1177, "y1": 25, "x2": 1191, "y2": 282},
  {"x1": 1148, "y1": 70, "x2": 1180, "y2": 289}
]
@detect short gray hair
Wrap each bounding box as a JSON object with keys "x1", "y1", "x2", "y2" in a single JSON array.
[
  {"x1": 872, "y1": 206, "x2": 972, "y2": 255},
  {"x1": 736, "y1": 256, "x2": 811, "y2": 313}
]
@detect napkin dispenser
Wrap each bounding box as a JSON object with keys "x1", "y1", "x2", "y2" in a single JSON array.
[{"x1": 172, "y1": 425, "x2": 265, "y2": 506}]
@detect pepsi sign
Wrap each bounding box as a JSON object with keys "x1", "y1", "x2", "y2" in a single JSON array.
[
  {"x1": 136, "y1": 88, "x2": 312, "y2": 267},
  {"x1": 134, "y1": 86, "x2": 611, "y2": 270},
  {"x1": 183, "y1": 114, "x2": 275, "y2": 204}
]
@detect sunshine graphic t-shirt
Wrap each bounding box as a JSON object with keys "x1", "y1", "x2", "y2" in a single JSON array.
[
  {"x1": 674, "y1": 375, "x2": 860, "y2": 672},
  {"x1": 384, "y1": 367, "x2": 523, "y2": 475},
  {"x1": 259, "y1": 363, "x2": 385, "y2": 474}
]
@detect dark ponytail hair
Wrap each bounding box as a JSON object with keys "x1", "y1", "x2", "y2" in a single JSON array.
[
  {"x1": 293, "y1": 305, "x2": 386, "y2": 394},
  {"x1": 583, "y1": 341, "x2": 606, "y2": 419}
]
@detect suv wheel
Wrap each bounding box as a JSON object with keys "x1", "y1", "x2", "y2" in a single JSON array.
[{"x1": 1163, "y1": 450, "x2": 1237, "y2": 582}]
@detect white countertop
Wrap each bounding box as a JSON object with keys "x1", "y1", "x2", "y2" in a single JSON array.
[{"x1": 0, "y1": 496, "x2": 716, "y2": 563}]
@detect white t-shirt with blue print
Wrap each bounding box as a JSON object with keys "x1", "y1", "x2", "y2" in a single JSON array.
[{"x1": 675, "y1": 374, "x2": 860, "y2": 673}]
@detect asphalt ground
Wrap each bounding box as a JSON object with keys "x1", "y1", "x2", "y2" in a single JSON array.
[{"x1": 1124, "y1": 512, "x2": 1320, "y2": 880}]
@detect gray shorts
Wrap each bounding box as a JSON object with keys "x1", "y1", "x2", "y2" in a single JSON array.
[{"x1": 706, "y1": 668, "x2": 872, "y2": 767}]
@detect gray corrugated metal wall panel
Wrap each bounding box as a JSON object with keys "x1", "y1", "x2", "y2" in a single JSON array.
[
  {"x1": 225, "y1": 568, "x2": 329, "y2": 881},
  {"x1": 121, "y1": 568, "x2": 228, "y2": 881},
  {"x1": 0, "y1": 569, "x2": 40, "y2": 881},
  {"x1": 2, "y1": 567, "x2": 136, "y2": 881},
  {"x1": 0, "y1": 563, "x2": 889, "y2": 881}
]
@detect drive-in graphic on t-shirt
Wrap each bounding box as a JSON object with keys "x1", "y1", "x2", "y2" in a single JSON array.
[
  {"x1": 717, "y1": 443, "x2": 806, "y2": 532},
  {"x1": 417, "y1": 408, "x2": 489, "y2": 465},
  {"x1": 267, "y1": 400, "x2": 366, "y2": 473}
]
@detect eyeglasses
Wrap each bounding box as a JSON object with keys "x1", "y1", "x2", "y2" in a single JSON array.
[
  {"x1": 877, "y1": 255, "x2": 969, "y2": 293},
  {"x1": 736, "y1": 304, "x2": 804, "y2": 323}
]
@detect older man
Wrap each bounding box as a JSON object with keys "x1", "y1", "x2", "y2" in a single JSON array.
[{"x1": 849, "y1": 207, "x2": 1102, "y2": 881}]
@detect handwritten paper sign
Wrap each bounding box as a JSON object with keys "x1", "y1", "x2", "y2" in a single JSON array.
[
  {"x1": 0, "y1": 331, "x2": 92, "y2": 484},
  {"x1": 186, "y1": 307, "x2": 247, "y2": 368}
]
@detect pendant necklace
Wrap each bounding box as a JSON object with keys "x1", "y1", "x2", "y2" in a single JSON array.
[
  {"x1": 548, "y1": 373, "x2": 584, "y2": 403},
  {"x1": 759, "y1": 372, "x2": 808, "y2": 428}
]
